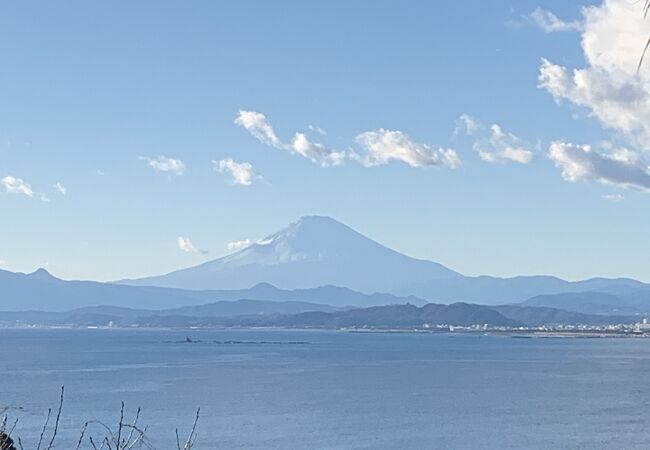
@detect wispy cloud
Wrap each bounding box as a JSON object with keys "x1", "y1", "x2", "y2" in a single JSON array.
[
  {"x1": 235, "y1": 110, "x2": 283, "y2": 148},
  {"x1": 530, "y1": 8, "x2": 582, "y2": 33},
  {"x1": 602, "y1": 193, "x2": 624, "y2": 202},
  {"x1": 226, "y1": 239, "x2": 252, "y2": 251},
  {"x1": 140, "y1": 155, "x2": 186, "y2": 175},
  {"x1": 214, "y1": 158, "x2": 258, "y2": 186},
  {"x1": 456, "y1": 114, "x2": 481, "y2": 135},
  {"x1": 308, "y1": 124, "x2": 327, "y2": 135},
  {"x1": 291, "y1": 133, "x2": 346, "y2": 166},
  {"x1": 235, "y1": 110, "x2": 344, "y2": 167},
  {"x1": 177, "y1": 236, "x2": 208, "y2": 254},
  {"x1": 2, "y1": 176, "x2": 34, "y2": 198},
  {"x1": 54, "y1": 181, "x2": 67, "y2": 195},
  {"x1": 458, "y1": 114, "x2": 533, "y2": 164},
  {"x1": 353, "y1": 129, "x2": 461, "y2": 168}
]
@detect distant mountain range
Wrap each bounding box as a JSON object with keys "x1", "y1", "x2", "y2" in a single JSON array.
[
  {"x1": 1, "y1": 265, "x2": 645, "y2": 329},
  {"x1": 119, "y1": 215, "x2": 649, "y2": 305},
  {"x1": 0, "y1": 267, "x2": 425, "y2": 311},
  {"x1": 0, "y1": 298, "x2": 343, "y2": 327},
  {"x1": 520, "y1": 290, "x2": 650, "y2": 315},
  {"x1": 133, "y1": 303, "x2": 524, "y2": 329},
  {"x1": 2, "y1": 216, "x2": 649, "y2": 320},
  {"x1": 397, "y1": 275, "x2": 648, "y2": 305},
  {"x1": 145, "y1": 303, "x2": 636, "y2": 329},
  {"x1": 0, "y1": 301, "x2": 637, "y2": 330}
]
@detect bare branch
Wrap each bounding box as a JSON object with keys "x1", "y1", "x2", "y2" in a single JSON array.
[
  {"x1": 75, "y1": 422, "x2": 90, "y2": 450},
  {"x1": 36, "y1": 408, "x2": 51, "y2": 450},
  {"x1": 6, "y1": 420, "x2": 18, "y2": 443},
  {"x1": 183, "y1": 408, "x2": 200, "y2": 450},
  {"x1": 116, "y1": 402, "x2": 124, "y2": 449},
  {"x1": 45, "y1": 386, "x2": 64, "y2": 450},
  {"x1": 640, "y1": 0, "x2": 650, "y2": 72},
  {"x1": 638, "y1": 35, "x2": 650, "y2": 74},
  {"x1": 124, "y1": 424, "x2": 149, "y2": 450},
  {"x1": 2, "y1": 390, "x2": 191, "y2": 450},
  {"x1": 123, "y1": 408, "x2": 140, "y2": 449}
]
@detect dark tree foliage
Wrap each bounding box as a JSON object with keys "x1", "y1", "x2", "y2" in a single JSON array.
[{"x1": 0, "y1": 432, "x2": 17, "y2": 450}]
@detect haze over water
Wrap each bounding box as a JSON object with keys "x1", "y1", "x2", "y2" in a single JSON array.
[{"x1": 2, "y1": 328, "x2": 650, "y2": 449}]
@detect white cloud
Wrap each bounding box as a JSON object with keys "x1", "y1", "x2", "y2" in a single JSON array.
[
  {"x1": 480, "y1": 124, "x2": 533, "y2": 164},
  {"x1": 538, "y1": 0, "x2": 650, "y2": 191},
  {"x1": 140, "y1": 156, "x2": 186, "y2": 175},
  {"x1": 235, "y1": 110, "x2": 283, "y2": 148},
  {"x1": 214, "y1": 158, "x2": 257, "y2": 186},
  {"x1": 602, "y1": 193, "x2": 624, "y2": 201},
  {"x1": 54, "y1": 182, "x2": 67, "y2": 195},
  {"x1": 226, "y1": 239, "x2": 252, "y2": 251},
  {"x1": 235, "y1": 109, "x2": 460, "y2": 170},
  {"x1": 291, "y1": 133, "x2": 346, "y2": 167},
  {"x1": 308, "y1": 124, "x2": 327, "y2": 135},
  {"x1": 2, "y1": 176, "x2": 34, "y2": 197},
  {"x1": 177, "y1": 236, "x2": 207, "y2": 254},
  {"x1": 353, "y1": 129, "x2": 460, "y2": 168},
  {"x1": 96, "y1": 169, "x2": 106, "y2": 176},
  {"x1": 235, "y1": 110, "x2": 346, "y2": 167},
  {"x1": 457, "y1": 115, "x2": 533, "y2": 164},
  {"x1": 40, "y1": 194, "x2": 50, "y2": 203},
  {"x1": 530, "y1": 8, "x2": 582, "y2": 33},
  {"x1": 548, "y1": 140, "x2": 650, "y2": 191},
  {"x1": 539, "y1": 0, "x2": 650, "y2": 145},
  {"x1": 456, "y1": 114, "x2": 481, "y2": 135}
]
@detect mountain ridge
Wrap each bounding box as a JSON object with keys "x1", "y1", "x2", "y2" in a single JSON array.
[
  {"x1": 520, "y1": 290, "x2": 650, "y2": 315},
  {"x1": 116, "y1": 215, "x2": 649, "y2": 303},
  {"x1": 0, "y1": 267, "x2": 428, "y2": 311},
  {"x1": 2, "y1": 301, "x2": 639, "y2": 329}
]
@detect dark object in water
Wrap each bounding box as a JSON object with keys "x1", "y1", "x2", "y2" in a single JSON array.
[
  {"x1": 163, "y1": 337, "x2": 204, "y2": 344},
  {"x1": 0, "y1": 432, "x2": 17, "y2": 450},
  {"x1": 164, "y1": 338, "x2": 308, "y2": 345},
  {"x1": 213, "y1": 340, "x2": 310, "y2": 345}
]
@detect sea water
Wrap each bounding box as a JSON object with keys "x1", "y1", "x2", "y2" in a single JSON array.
[{"x1": 1, "y1": 328, "x2": 649, "y2": 449}]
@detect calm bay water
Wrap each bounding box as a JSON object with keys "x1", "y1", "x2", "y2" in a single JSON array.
[{"x1": 1, "y1": 328, "x2": 650, "y2": 449}]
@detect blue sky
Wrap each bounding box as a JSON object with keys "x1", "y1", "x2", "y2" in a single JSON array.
[{"x1": 2, "y1": 0, "x2": 649, "y2": 282}]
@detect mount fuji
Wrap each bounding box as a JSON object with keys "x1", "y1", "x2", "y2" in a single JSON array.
[
  {"x1": 120, "y1": 215, "x2": 461, "y2": 293},
  {"x1": 120, "y1": 215, "x2": 649, "y2": 305}
]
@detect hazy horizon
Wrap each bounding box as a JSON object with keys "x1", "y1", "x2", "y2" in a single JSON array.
[{"x1": 4, "y1": 213, "x2": 649, "y2": 284}]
